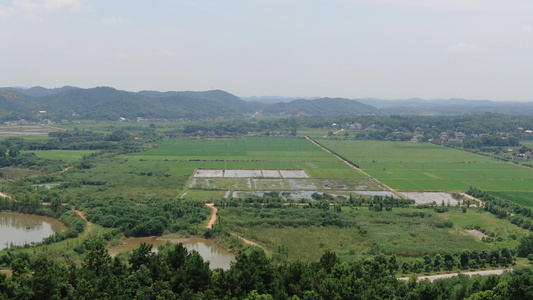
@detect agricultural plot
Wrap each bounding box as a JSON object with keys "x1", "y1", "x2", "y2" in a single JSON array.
[
  {"x1": 488, "y1": 191, "x2": 533, "y2": 207},
  {"x1": 321, "y1": 140, "x2": 533, "y2": 193},
  {"x1": 193, "y1": 169, "x2": 309, "y2": 179},
  {"x1": 401, "y1": 192, "x2": 460, "y2": 205},
  {"x1": 118, "y1": 137, "x2": 377, "y2": 200}
]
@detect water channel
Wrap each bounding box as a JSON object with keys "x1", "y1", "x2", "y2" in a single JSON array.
[
  {"x1": 0, "y1": 212, "x2": 67, "y2": 249},
  {"x1": 108, "y1": 237, "x2": 235, "y2": 269}
]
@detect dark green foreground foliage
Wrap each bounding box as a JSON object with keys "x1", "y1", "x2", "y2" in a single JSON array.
[{"x1": 1, "y1": 240, "x2": 532, "y2": 300}]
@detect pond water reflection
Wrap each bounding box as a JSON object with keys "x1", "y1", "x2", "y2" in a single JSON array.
[
  {"x1": 109, "y1": 237, "x2": 235, "y2": 270},
  {"x1": 0, "y1": 212, "x2": 67, "y2": 249}
]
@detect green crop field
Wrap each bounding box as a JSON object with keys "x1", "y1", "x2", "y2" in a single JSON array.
[
  {"x1": 489, "y1": 191, "x2": 533, "y2": 207},
  {"x1": 118, "y1": 137, "x2": 374, "y2": 199},
  {"x1": 320, "y1": 140, "x2": 492, "y2": 163},
  {"x1": 320, "y1": 140, "x2": 533, "y2": 192}
]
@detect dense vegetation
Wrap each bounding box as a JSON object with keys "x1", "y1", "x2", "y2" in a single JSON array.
[{"x1": 1, "y1": 242, "x2": 533, "y2": 299}]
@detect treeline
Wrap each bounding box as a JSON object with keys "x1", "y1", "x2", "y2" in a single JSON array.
[
  {"x1": 2, "y1": 241, "x2": 533, "y2": 299},
  {"x1": 180, "y1": 113, "x2": 533, "y2": 150}
]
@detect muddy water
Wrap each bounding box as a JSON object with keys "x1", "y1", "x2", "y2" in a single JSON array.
[
  {"x1": 109, "y1": 237, "x2": 235, "y2": 270},
  {"x1": 0, "y1": 212, "x2": 67, "y2": 249}
]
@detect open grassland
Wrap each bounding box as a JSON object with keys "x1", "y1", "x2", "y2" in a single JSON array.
[
  {"x1": 180, "y1": 190, "x2": 228, "y2": 201},
  {"x1": 321, "y1": 140, "x2": 533, "y2": 192},
  {"x1": 63, "y1": 157, "x2": 186, "y2": 200},
  {"x1": 23, "y1": 150, "x2": 99, "y2": 161},
  {"x1": 217, "y1": 205, "x2": 507, "y2": 261},
  {"x1": 441, "y1": 208, "x2": 531, "y2": 249}
]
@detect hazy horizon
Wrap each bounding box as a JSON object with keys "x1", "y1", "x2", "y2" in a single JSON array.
[{"x1": 1, "y1": 1, "x2": 533, "y2": 101}]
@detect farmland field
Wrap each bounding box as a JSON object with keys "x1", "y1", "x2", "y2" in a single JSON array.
[
  {"x1": 118, "y1": 137, "x2": 377, "y2": 199},
  {"x1": 320, "y1": 140, "x2": 533, "y2": 192},
  {"x1": 488, "y1": 191, "x2": 533, "y2": 207}
]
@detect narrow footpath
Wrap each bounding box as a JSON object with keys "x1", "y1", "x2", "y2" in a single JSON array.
[
  {"x1": 205, "y1": 203, "x2": 217, "y2": 229},
  {"x1": 71, "y1": 208, "x2": 93, "y2": 235}
]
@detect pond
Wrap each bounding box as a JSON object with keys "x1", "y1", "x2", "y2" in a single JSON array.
[
  {"x1": 0, "y1": 212, "x2": 67, "y2": 249},
  {"x1": 108, "y1": 237, "x2": 235, "y2": 270}
]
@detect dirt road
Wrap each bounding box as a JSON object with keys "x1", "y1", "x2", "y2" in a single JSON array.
[
  {"x1": 0, "y1": 192, "x2": 11, "y2": 199},
  {"x1": 461, "y1": 193, "x2": 484, "y2": 206},
  {"x1": 72, "y1": 208, "x2": 92, "y2": 235},
  {"x1": 230, "y1": 233, "x2": 269, "y2": 254},
  {"x1": 398, "y1": 269, "x2": 511, "y2": 282},
  {"x1": 205, "y1": 203, "x2": 217, "y2": 229}
]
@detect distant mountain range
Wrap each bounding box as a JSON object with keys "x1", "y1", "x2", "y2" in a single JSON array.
[{"x1": 1, "y1": 86, "x2": 533, "y2": 122}]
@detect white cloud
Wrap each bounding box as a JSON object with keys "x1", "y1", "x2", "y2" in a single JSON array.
[
  {"x1": 14, "y1": 0, "x2": 90, "y2": 13},
  {"x1": 521, "y1": 25, "x2": 533, "y2": 33},
  {"x1": 447, "y1": 43, "x2": 479, "y2": 53},
  {"x1": 101, "y1": 17, "x2": 128, "y2": 24},
  {"x1": 0, "y1": 6, "x2": 6, "y2": 18}
]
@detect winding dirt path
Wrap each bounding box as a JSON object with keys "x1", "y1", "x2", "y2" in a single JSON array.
[
  {"x1": 398, "y1": 268, "x2": 512, "y2": 282},
  {"x1": 204, "y1": 203, "x2": 269, "y2": 253},
  {"x1": 230, "y1": 233, "x2": 269, "y2": 254},
  {"x1": 59, "y1": 166, "x2": 72, "y2": 174},
  {"x1": 205, "y1": 203, "x2": 217, "y2": 229},
  {"x1": 72, "y1": 208, "x2": 92, "y2": 235},
  {"x1": 0, "y1": 191, "x2": 11, "y2": 199}
]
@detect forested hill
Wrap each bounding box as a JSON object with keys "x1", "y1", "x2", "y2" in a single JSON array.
[
  {"x1": 0, "y1": 86, "x2": 378, "y2": 122},
  {"x1": 263, "y1": 97, "x2": 379, "y2": 115},
  {"x1": 2, "y1": 86, "x2": 533, "y2": 122}
]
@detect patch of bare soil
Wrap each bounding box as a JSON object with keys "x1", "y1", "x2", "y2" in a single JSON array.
[
  {"x1": 398, "y1": 268, "x2": 511, "y2": 282},
  {"x1": 205, "y1": 203, "x2": 217, "y2": 229},
  {"x1": 466, "y1": 229, "x2": 489, "y2": 240}
]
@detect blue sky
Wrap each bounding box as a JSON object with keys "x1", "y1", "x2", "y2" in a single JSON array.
[{"x1": 1, "y1": 0, "x2": 533, "y2": 101}]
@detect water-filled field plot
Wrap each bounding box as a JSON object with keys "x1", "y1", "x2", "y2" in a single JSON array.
[
  {"x1": 401, "y1": 192, "x2": 460, "y2": 205},
  {"x1": 193, "y1": 169, "x2": 309, "y2": 179},
  {"x1": 321, "y1": 140, "x2": 533, "y2": 193}
]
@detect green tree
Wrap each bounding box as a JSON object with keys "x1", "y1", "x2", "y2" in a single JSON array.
[{"x1": 517, "y1": 234, "x2": 533, "y2": 257}]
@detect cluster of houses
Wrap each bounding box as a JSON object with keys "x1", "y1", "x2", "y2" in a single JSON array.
[{"x1": 330, "y1": 122, "x2": 365, "y2": 131}]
